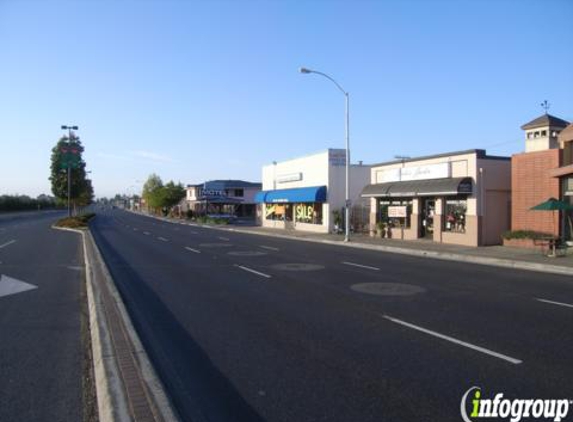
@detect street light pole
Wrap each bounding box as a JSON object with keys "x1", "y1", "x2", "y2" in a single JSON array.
[
  {"x1": 300, "y1": 67, "x2": 351, "y2": 242},
  {"x1": 61, "y1": 125, "x2": 78, "y2": 217}
]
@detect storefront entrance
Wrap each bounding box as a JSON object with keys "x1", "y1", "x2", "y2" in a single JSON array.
[{"x1": 420, "y1": 199, "x2": 435, "y2": 239}]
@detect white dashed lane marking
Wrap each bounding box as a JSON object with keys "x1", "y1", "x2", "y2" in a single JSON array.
[
  {"x1": 535, "y1": 298, "x2": 573, "y2": 309},
  {"x1": 382, "y1": 315, "x2": 522, "y2": 365},
  {"x1": 235, "y1": 265, "x2": 271, "y2": 279},
  {"x1": 342, "y1": 261, "x2": 380, "y2": 271},
  {"x1": 0, "y1": 240, "x2": 16, "y2": 249}
]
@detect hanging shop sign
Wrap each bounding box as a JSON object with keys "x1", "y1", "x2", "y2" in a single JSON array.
[{"x1": 388, "y1": 206, "x2": 407, "y2": 218}]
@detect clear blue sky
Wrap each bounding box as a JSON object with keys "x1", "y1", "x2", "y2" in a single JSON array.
[{"x1": 1, "y1": 0, "x2": 572, "y2": 198}]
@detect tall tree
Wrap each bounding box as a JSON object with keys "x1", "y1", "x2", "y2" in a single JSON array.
[
  {"x1": 142, "y1": 173, "x2": 164, "y2": 213},
  {"x1": 49, "y1": 132, "x2": 92, "y2": 212},
  {"x1": 162, "y1": 181, "x2": 186, "y2": 209}
]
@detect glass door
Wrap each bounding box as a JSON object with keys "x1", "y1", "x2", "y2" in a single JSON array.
[{"x1": 420, "y1": 199, "x2": 435, "y2": 239}]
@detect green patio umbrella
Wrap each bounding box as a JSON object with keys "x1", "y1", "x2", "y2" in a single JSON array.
[
  {"x1": 530, "y1": 197, "x2": 573, "y2": 255},
  {"x1": 530, "y1": 197, "x2": 573, "y2": 212}
]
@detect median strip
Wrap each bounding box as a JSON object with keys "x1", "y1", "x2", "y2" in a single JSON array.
[
  {"x1": 0, "y1": 240, "x2": 16, "y2": 249},
  {"x1": 342, "y1": 261, "x2": 380, "y2": 271},
  {"x1": 382, "y1": 315, "x2": 523, "y2": 365},
  {"x1": 184, "y1": 247, "x2": 201, "y2": 254},
  {"x1": 235, "y1": 265, "x2": 271, "y2": 279},
  {"x1": 535, "y1": 298, "x2": 573, "y2": 309}
]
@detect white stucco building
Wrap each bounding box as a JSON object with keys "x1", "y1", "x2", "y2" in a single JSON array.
[{"x1": 256, "y1": 149, "x2": 371, "y2": 233}]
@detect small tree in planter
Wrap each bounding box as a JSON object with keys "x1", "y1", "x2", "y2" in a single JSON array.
[
  {"x1": 332, "y1": 209, "x2": 343, "y2": 233},
  {"x1": 376, "y1": 221, "x2": 386, "y2": 238}
]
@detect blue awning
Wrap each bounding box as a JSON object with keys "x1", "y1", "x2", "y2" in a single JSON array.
[
  {"x1": 254, "y1": 191, "x2": 267, "y2": 203},
  {"x1": 255, "y1": 186, "x2": 327, "y2": 203}
]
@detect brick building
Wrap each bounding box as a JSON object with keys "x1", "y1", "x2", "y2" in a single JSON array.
[{"x1": 511, "y1": 113, "x2": 570, "y2": 237}]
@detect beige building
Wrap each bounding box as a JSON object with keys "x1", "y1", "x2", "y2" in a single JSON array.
[
  {"x1": 362, "y1": 149, "x2": 511, "y2": 246},
  {"x1": 256, "y1": 149, "x2": 371, "y2": 233}
]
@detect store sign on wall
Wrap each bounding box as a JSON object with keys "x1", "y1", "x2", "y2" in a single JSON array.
[
  {"x1": 400, "y1": 163, "x2": 450, "y2": 181},
  {"x1": 329, "y1": 151, "x2": 347, "y2": 166},
  {"x1": 277, "y1": 173, "x2": 303, "y2": 183},
  {"x1": 376, "y1": 162, "x2": 450, "y2": 183}
]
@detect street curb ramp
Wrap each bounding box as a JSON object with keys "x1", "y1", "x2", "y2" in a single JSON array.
[{"x1": 56, "y1": 225, "x2": 181, "y2": 422}]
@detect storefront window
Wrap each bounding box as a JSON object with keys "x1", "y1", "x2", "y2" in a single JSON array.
[
  {"x1": 294, "y1": 203, "x2": 323, "y2": 224},
  {"x1": 444, "y1": 198, "x2": 467, "y2": 233},
  {"x1": 265, "y1": 203, "x2": 286, "y2": 220},
  {"x1": 379, "y1": 199, "x2": 412, "y2": 228}
]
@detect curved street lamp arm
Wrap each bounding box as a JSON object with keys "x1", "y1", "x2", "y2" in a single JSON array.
[{"x1": 303, "y1": 69, "x2": 347, "y2": 96}]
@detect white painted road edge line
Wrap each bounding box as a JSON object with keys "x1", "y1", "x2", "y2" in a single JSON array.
[
  {"x1": 184, "y1": 247, "x2": 201, "y2": 254},
  {"x1": 382, "y1": 315, "x2": 523, "y2": 365},
  {"x1": 535, "y1": 298, "x2": 573, "y2": 309},
  {"x1": 342, "y1": 261, "x2": 380, "y2": 271},
  {"x1": 260, "y1": 245, "x2": 280, "y2": 251},
  {"x1": 235, "y1": 265, "x2": 272, "y2": 279},
  {"x1": 158, "y1": 237, "x2": 169, "y2": 242},
  {"x1": 0, "y1": 240, "x2": 16, "y2": 249}
]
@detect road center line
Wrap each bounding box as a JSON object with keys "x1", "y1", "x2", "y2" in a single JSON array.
[
  {"x1": 260, "y1": 245, "x2": 280, "y2": 251},
  {"x1": 218, "y1": 236, "x2": 230, "y2": 241},
  {"x1": 158, "y1": 237, "x2": 169, "y2": 242},
  {"x1": 382, "y1": 315, "x2": 522, "y2": 365},
  {"x1": 0, "y1": 240, "x2": 16, "y2": 249},
  {"x1": 342, "y1": 261, "x2": 380, "y2": 271},
  {"x1": 235, "y1": 265, "x2": 271, "y2": 279},
  {"x1": 535, "y1": 298, "x2": 573, "y2": 309},
  {"x1": 143, "y1": 231, "x2": 150, "y2": 235},
  {"x1": 185, "y1": 247, "x2": 201, "y2": 254}
]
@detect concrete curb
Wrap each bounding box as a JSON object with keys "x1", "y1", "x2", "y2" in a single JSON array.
[
  {"x1": 53, "y1": 224, "x2": 181, "y2": 422},
  {"x1": 129, "y1": 212, "x2": 573, "y2": 276},
  {"x1": 224, "y1": 227, "x2": 573, "y2": 276}
]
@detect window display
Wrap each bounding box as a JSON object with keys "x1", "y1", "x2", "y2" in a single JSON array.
[{"x1": 444, "y1": 198, "x2": 467, "y2": 233}]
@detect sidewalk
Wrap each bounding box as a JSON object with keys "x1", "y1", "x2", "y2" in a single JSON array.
[
  {"x1": 135, "y1": 211, "x2": 573, "y2": 276},
  {"x1": 225, "y1": 225, "x2": 573, "y2": 276}
]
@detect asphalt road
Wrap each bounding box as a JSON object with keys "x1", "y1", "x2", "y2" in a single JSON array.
[
  {"x1": 0, "y1": 211, "x2": 86, "y2": 422},
  {"x1": 92, "y1": 208, "x2": 573, "y2": 422}
]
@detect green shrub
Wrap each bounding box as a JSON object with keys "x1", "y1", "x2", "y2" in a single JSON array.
[
  {"x1": 501, "y1": 230, "x2": 545, "y2": 240},
  {"x1": 54, "y1": 213, "x2": 95, "y2": 229}
]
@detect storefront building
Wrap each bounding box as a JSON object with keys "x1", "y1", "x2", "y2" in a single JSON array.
[
  {"x1": 255, "y1": 149, "x2": 371, "y2": 233},
  {"x1": 362, "y1": 149, "x2": 511, "y2": 246},
  {"x1": 512, "y1": 113, "x2": 570, "y2": 238},
  {"x1": 183, "y1": 180, "x2": 262, "y2": 218},
  {"x1": 549, "y1": 122, "x2": 573, "y2": 242}
]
